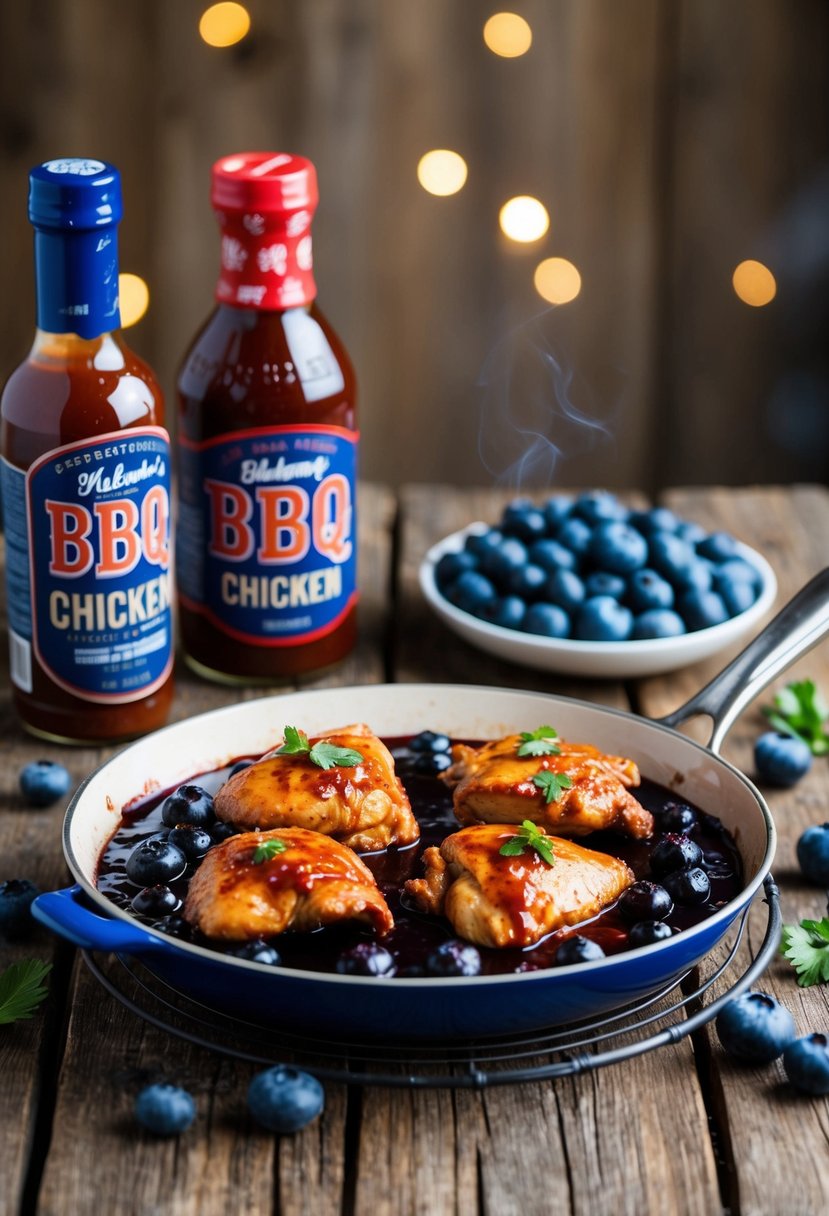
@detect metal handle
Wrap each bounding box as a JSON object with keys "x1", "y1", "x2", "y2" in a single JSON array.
[
  {"x1": 657, "y1": 567, "x2": 829, "y2": 753},
  {"x1": 32, "y1": 886, "x2": 168, "y2": 955}
]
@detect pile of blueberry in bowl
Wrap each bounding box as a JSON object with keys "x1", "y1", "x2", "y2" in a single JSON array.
[{"x1": 419, "y1": 490, "x2": 777, "y2": 678}]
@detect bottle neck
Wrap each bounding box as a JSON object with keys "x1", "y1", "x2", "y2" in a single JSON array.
[
  {"x1": 29, "y1": 328, "x2": 125, "y2": 367},
  {"x1": 34, "y1": 225, "x2": 121, "y2": 340},
  {"x1": 214, "y1": 209, "x2": 317, "y2": 311}
]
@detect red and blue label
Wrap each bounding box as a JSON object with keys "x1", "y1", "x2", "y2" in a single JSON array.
[
  {"x1": 3, "y1": 427, "x2": 173, "y2": 702},
  {"x1": 177, "y1": 425, "x2": 357, "y2": 645}
]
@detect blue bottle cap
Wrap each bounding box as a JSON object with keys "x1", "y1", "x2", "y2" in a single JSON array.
[{"x1": 28, "y1": 158, "x2": 123, "y2": 231}]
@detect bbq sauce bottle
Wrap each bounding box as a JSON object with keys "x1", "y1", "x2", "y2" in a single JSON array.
[
  {"x1": 176, "y1": 153, "x2": 358, "y2": 683},
  {"x1": 0, "y1": 159, "x2": 174, "y2": 743}
]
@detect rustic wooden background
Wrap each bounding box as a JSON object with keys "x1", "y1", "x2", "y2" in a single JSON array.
[{"x1": 0, "y1": 0, "x2": 827, "y2": 493}]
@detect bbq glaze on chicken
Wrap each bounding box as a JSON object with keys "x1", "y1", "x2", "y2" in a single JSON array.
[
  {"x1": 443, "y1": 734, "x2": 653, "y2": 839},
  {"x1": 183, "y1": 827, "x2": 394, "y2": 941},
  {"x1": 213, "y1": 723, "x2": 419, "y2": 852},
  {"x1": 404, "y1": 823, "x2": 633, "y2": 949}
]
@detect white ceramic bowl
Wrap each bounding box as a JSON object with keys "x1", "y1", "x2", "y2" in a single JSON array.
[{"x1": 419, "y1": 524, "x2": 778, "y2": 678}]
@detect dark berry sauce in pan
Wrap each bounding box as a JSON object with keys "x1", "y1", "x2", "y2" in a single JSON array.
[{"x1": 95, "y1": 736, "x2": 744, "y2": 976}]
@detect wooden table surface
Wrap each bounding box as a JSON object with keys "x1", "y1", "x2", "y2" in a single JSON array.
[{"x1": 2, "y1": 483, "x2": 828, "y2": 1216}]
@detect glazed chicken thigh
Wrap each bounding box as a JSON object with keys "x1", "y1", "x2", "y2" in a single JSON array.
[
  {"x1": 213, "y1": 723, "x2": 419, "y2": 852},
  {"x1": 184, "y1": 827, "x2": 394, "y2": 940},
  {"x1": 443, "y1": 734, "x2": 653, "y2": 839},
  {"x1": 405, "y1": 823, "x2": 634, "y2": 949}
]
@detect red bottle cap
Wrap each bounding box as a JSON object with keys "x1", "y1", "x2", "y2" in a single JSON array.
[{"x1": 211, "y1": 152, "x2": 318, "y2": 310}]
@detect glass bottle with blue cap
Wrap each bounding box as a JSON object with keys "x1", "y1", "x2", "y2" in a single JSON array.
[{"x1": 0, "y1": 158, "x2": 174, "y2": 743}]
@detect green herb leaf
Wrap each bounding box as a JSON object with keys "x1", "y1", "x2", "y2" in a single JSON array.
[
  {"x1": 517, "y1": 726, "x2": 561, "y2": 758},
  {"x1": 275, "y1": 726, "x2": 311, "y2": 756},
  {"x1": 252, "y1": 838, "x2": 288, "y2": 863},
  {"x1": 781, "y1": 917, "x2": 829, "y2": 987},
  {"x1": 763, "y1": 680, "x2": 829, "y2": 756},
  {"x1": 0, "y1": 959, "x2": 52, "y2": 1025},
  {"x1": 308, "y1": 742, "x2": 364, "y2": 770},
  {"x1": 498, "y1": 820, "x2": 556, "y2": 867},
  {"x1": 532, "y1": 771, "x2": 573, "y2": 804}
]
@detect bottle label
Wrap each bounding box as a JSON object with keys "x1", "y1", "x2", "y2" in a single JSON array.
[
  {"x1": 177, "y1": 425, "x2": 357, "y2": 646},
  {"x1": 1, "y1": 427, "x2": 173, "y2": 703}
]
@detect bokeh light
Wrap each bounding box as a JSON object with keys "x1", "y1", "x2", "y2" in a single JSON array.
[
  {"x1": 483, "y1": 13, "x2": 533, "y2": 57},
  {"x1": 534, "y1": 257, "x2": 582, "y2": 305},
  {"x1": 199, "y1": 3, "x2": 251, "y2": 48},
  {"x1": 499, "y1": 195, "x2": 549, "y2": 242},
  {"x1": 732, "y1": 260, "x2": 776, "y2": 307},
  {"x1": 417, "y1": 150, "x2": 468, "y2": 197},
  {"x1": 119, "y1": 274, "x2": 150, "y2": 328}
]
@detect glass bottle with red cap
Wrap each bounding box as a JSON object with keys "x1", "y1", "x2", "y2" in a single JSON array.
[{"x1": 176, "y1": 152, "x2": 357, "y2": 682}]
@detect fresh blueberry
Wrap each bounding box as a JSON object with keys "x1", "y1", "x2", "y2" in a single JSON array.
[
  {"x1": 336, "y1": 942, "x2": 397, "y2": 976},
  {"x1": 543, "y1": 569, "x2": 586, "y2": 614},
  {"x1": 523, "y1": 603, "x2": 571, "y2": 639},
  {"x1": 574, "y1": 596, "x2": 633, "y2": 642},
  {"x1": 618, "y1": 880, "x2": 674, "y2": 922},
  {"x1": 232, "y1": 940, "x2": 282, "y2": 965},
  {"x1": 247, "y1": 1065, "x2": 325, "y2": 1133},
  {"x1": 131, "y1": 885, "x2": 180, "y2": 918},
  {"x1": 754, "y1": 732, "x2": 812, "y2": 788},
  {"x1": 573, "y1": 490, "x2": 627, "y2": 525},
  {"x1": 632, "y1": 609, "x2": 687, "y2": 640},
  {"x1": 425, "y1": 939, "x2": 482, "y2": 977},
  {"x1": 151, "y1": 914, "x2": 191, "y2": 940},
  {"x1": 447, "y1": 570, "x2": 497, "y2": 617},
  {"x1": 528, "y1": 538, "x2": 578, "y2": 573},
  {"x1": 500, "y1": 503, "x2": 547, "y2": 542},
  {"x1": 0, "y1": 878, "x2": 41, "y2": 938},
  {"x1": 662, "y1": 866, "x2": 711, "y2": 905},
  {"x1": 413, "y1": 751, "x2": 452, "y2": 776},
  {"x1": 701, "y1": 849, "x2": 735, "y2": 880},
  {"x1": 410, "y1": 730, "x2": 451, "y2": 754},
  {"x1": 556, "y1": 517, "x2": 593, "y2": 558},
  {"x1": 629, "y1": 507, "x2": 680, "y2": 536},
  {"x1": 651, "y1": 834, "x2": 703, "y2": 875},
  {"x1": 135, "y1": 1083, "x2": 196, "y2": 1135},
  {"x1": 126, "y1": 837, "x2": 187, "y2": 886},
  {"x1": 648, "y1": 532, "x2": 697, "y2": 583},
  {"x1": 435, "y1": 549, "x2": 478, "y2": 590},
  {"x1": 678, "y1": 589, "x2": 730, "y2": 631},
  {"x1": 628, "y1": 920, "x2": 673, "y2": 947},
  {"x1": 627, "y1": 569, "x2": 674, "y2": 612},
  {"x1": 589, "y1": 522, "x2": 648, "y2": 575},
  {"x1": 716, "y1": 991, "x2": 796, "y2": 1064},
  {"x1": 19, "y1": 760, "x2": 71, "y2": 808},
  {"x1": 542, "y1": 495, "x2": 574, "y2": 529},
  {"x1": 480, "y1": 538, "x2": 528, "y2": 583},
  {"x1": 168, "y1": 824, "x2": 213, "y2": 863},
  {"x1": 506, "y1": 562, "x2": 548, "y2": 601},
  {"x1": 210, "y1": 822, "x2": 237, "y2": 845},
  {"x1": 697, "y1": 531, "x2": 739, "y2": 562},
  {"x1": 674, "y1": 520, "x2": 707, "y2": 545},
  {"x1": 658, "y1": 802, "x2": 697, "y2": 833},
  {"x1": 717, "y1": 577, "x2": 757, "y2": 616},
  {"x1": 584, "y1": 571, "x2": 626, "y2": 599},
  {"x1": 795, "y1": 823, "x2": 829, "y2": 884},
  {"x1": 714, "y1": 558, "x2": 761, "y2": 589},
  {"x1": 228, "y1": 758, "x2": 256, "y2": 778},
  {"x1": 783, "y1": 1034, "x2": 829, "y2": 1095},
  {"x1": 484, "y1": 595, "x2": 527, "y2": 630},
  {"x1": 464, "y1": 528, "x2": 503, "y2": 558},
  {"x1": 554, "y1": 936, "x2": 606, "y2": 965},
  {"x1": 160, "y1": 785, "x2": 215, "y2": 829},
  {"x1": 674, "y1": 558, "x2": 714, "y2": 595}
]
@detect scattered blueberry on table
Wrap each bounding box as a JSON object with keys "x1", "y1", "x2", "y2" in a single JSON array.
[
  {"x1": 19, "y1": 760, "x2": 71, "y2": 808},
  {"x1": 134, "y1": 1083, "x2": 196, "y2": 1136},
  {"x1": 782, "y1": 1034, "x2": 829, "y2": 1095},
  {"x1": 433, "y1": 492, "x2": 765, "y2": 641},
  {"x1": 0, "y1": 878, "x2": 42, "y2": 938},
  {"x1": 754, "y1": 732, "x2": 813, "y2": 788},
  {"x1": 247, "y1": 1065, "x2": 325, "y2": 1133},
  {"x1": 715, "y1": 991, "x2": 796, "y2": 1065},
  {"x1": 796, "y1": 824, "x2": 829, "y2": 886}
]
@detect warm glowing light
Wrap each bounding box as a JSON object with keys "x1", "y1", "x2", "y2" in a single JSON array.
[
  {"x1": 499, "y1": 195, "x2": 549, "y2": 242},
  {"x1": 534, "y1": 257, "x2": 582, "y2": 305},
  {"x1": 119, "y1": 274, "x2": 150, "y2": 328},
  {"x1": 199, "y1": 3, "x2": 251, "y2": 48},
  {"x1": 732, "y1": 259, "x2": 777, "y2": 307},
  {"x1": 417, "y1": 150, "x2": 468, "y2": 197},
  {"x1": 483, "y1": 13, "x2": 533, "y2": 57}
]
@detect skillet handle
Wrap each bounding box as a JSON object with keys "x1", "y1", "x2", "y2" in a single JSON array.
[
  {"x1": 32, "y1": 886, "x2": 170, "y2": 955},
  {"x1": 656, "y1": 567, "x2": 829, "y2": 754}
]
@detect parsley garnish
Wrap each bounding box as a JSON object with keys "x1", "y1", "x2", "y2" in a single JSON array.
[
  {"x1": 499, "y1": 821, "x2": 556, "y2": 867},
  {"x1": 516, "y1": 726, "x2": 561, "y2": 758},
  {"x1": 532, "y1": 771, "x2": 573, "y2": 804},
  {"x1": 781, "y1": 917, "x2": 829, "y2": 987},
  {"x1": 763, "y1": 680, "x2": 829, "y2": 756},
  {"x1": 0, "y1": 959, "x2": 52, "y2": 1025},
  {"x1": 252, "y1": 838, "x2": 288, "y2": 864},
  {"x1": 275, "y1": 725, "x2": 364, "y2": 770}
]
